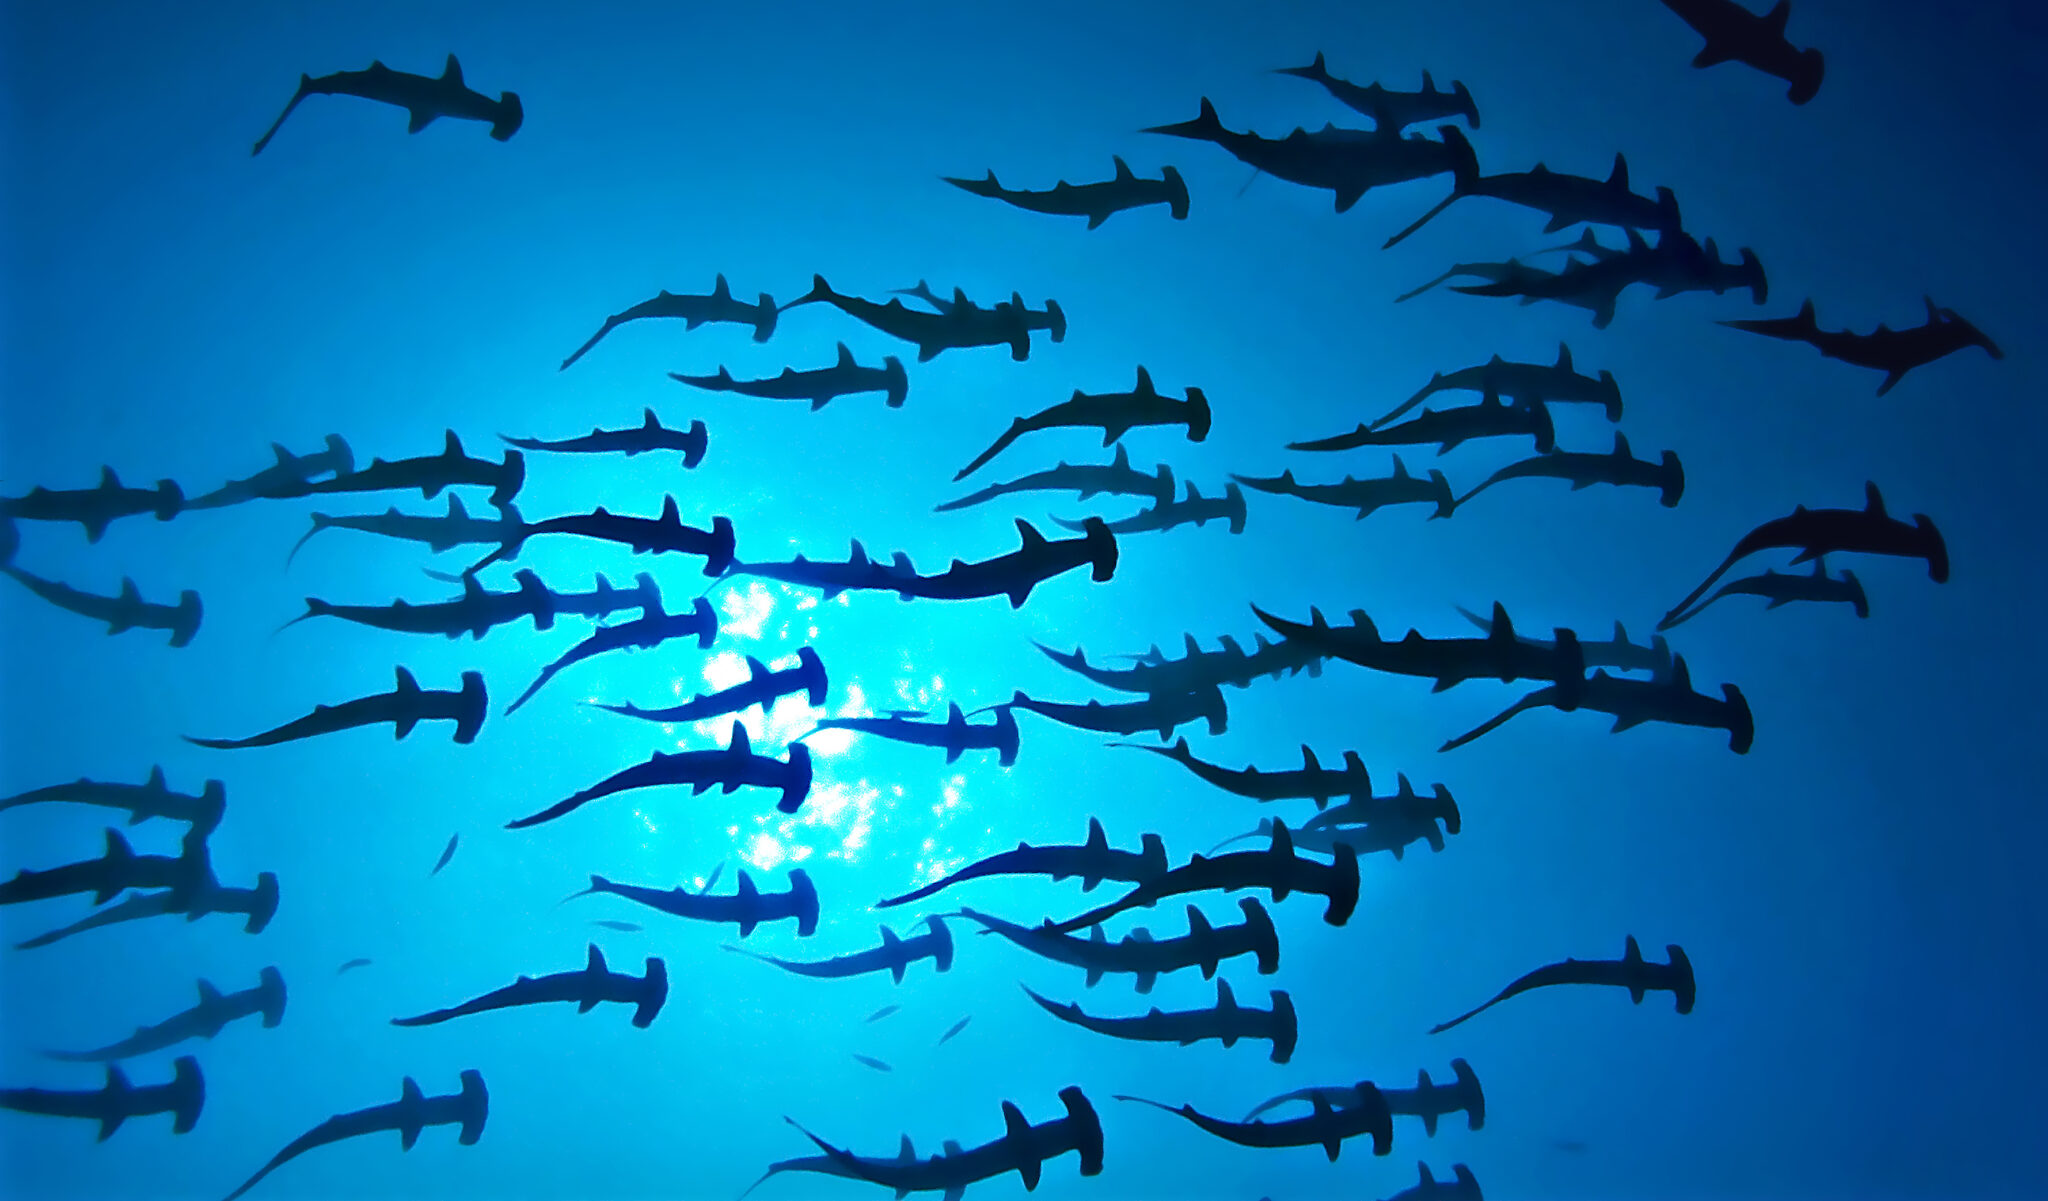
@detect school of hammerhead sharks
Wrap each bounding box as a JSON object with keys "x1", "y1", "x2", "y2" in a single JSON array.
[{"x1": 0, "y1": 3, "x2": 2000, "y2": 1199}]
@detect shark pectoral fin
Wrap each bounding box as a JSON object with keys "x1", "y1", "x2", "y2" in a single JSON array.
[
  {"x1": 407, "y1": 108, "x2": 438, "y2": 134},
  {"x1": 394, "y1": 713, "x2": 418, "y2": 740},
  {"x1": 1085, "y1": 212, "x2": 1109, "y2": 230},
  {"x1": 1692, "y1": 42, "x2": 1736, "y2": 68}
]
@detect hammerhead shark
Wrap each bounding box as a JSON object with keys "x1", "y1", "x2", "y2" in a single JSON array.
[
  {"x1": 1144, "y1": 98, "x2": 1473, "y2": 212},
  {"x1": 1384, "y1": 127, "x2": 1682, "y2": 249},
  {"x1": 1054, "y1": 481, "x2": 1246, "y2": 537},
  {"x1": 998, "y1": 681, "x2": 1228, "y2": 742},
  {"x1": 779, "y1": 1087, "x2": 1103, "y2": 1199},
  {"x1": 286, "y1": 495, "x2": 527, "y2": 564},
  {"x1": 1371, "y1": 343, "x2": 1624, "y2": 430},
  {"x1": 1290, "y1": 390, "x2": 1555, "y2": 455},
  {"x1": 1254, "y1": 602, "x2": 1587, "y2": 697},
  {"x1": 590, "y1": 647, "x2": 826, "y2": 723},
  {"x1": 1385, "y1": 1163, "x2": 1484, "y2": 1200},
  {"x1": 1035, "y1": 632, "x2": 1322, "y2": 696},
  {"x1": 1246, "y1": 1059, "x2": 1485, "y2": 1135},
  {"x1": 1273, "y1": 54, "x2": 1480, "y2": 131},
  {"x1": 391, "y1": 945, "x2": 667, "y2": 1029},
  {"x1": 532, "y1": 571, "x2": 662, "y2": 621},
  {"x1": 671, "y1": 343, "x2": 909, "y2": 409},
  {"x1": 1661, "y1": 558, "x2": 1868, "y2": 629},
  {"x1": 1452, "y1": 433, "x2": 1685, "y2": 511},
  {"x1": 954, "y1": 366, "x2": 1212, "y2": 480},
  {"x1": 784, "y1": 275, "x2": 1031, "y2": 361},
  {"x1": 806, "y1": 701, "x2": 1021, "y2": 766},
  {"x1": 1661, "y1": 0, "x2": 1825, "y2": 104},
  {"x1": 1217, "y1": 809, "x2": 1451, "y2": 861},
  {"x1": 1431, "y1": 935, "x2": 1696, "y2": 1032},
  {"x1": 568, "y1": 868, "x2": 819, "y2": 937},
  {"x1": 15, "y1": 868, "x2": 279, "y2": 949},
  {"x1": 890, "y1": 281, "x2": 1067, "y2": 344},
  {"x1": 1660, "y1": 482, "x2": 1948, "y2": 625},
  {"x1": 1118, "y1": 1083, "x2": 1392, "y2": 1160},
  {"x1": 953, "y1": 898, "x2": 1278, "y2": 992},
  {"x1": 501, "y1": 409, "x2": 709, "y2": 468},
  {"x1": 876, "y1": 817, "x2": 1169, "y2": 909},
  {"x1": 1, "y1": 827, "x2": 211, "y2": 908},
  {"x1": 1720, "y1": 297, "x2": 2002, "y2": 395},
  {"x1": 0, "y1": 765, "x2": 226, "y2": 835},
  {"x1": 187, "y1": 668, "x2": 487, "y2": 749},
  {"x1": 559, "y1": 275, "x2": 777, "y2": 369},
  {"x1": 943, "y1": 156, "x2": 1190, "y2": 227},
  {"x1": 2, "y1": 567, "x2": 202, "y2": 647},
  {"x1": 1234, "y1": 459, "x2": 1455, "y2": 521},
  {"x1": 1298, "y1": 774, "x2": 1460, "y2": 840},
  {"x1": 464, "y1": 496, "x2": 736, "y2": 577},
  {"x1": 46, "y1": 967, "x2": 285, "y2": 1062},
  {"x1": 509, "y1": 721, "x2": 811, "y2": 827},
  {"x1": 252, "y1": 53, "x2": 522, "y2": 154},
  {"x1": 727, "y1": 539, "x2": 920, "y2": 601},
  {"x1": 1038, "y1": 822, "x2": 1361, "y2": 936},
  {"x1": 727, "y1": 915, "x2": 953, "y2": 984},
  {"x1": 284, "y1": 569, "x2": 555, "y2": 641},
  {"x1": 1439, "y1": 656, "x2": 1754, "y2": 755},
  {"x1": 896, "y1": 517, "x2": 1118, "y2": 608},
  {"x1": 936, "y1": 444, "x2": 1175, "y2": 512},
  {"x1": 185, "y1": 435, "x2": 354, "y2": 510},
  {"x1": 1396, "y1": 252, "x2": 1607, "y2": 317},
  {"x1": 1, "y1": 466, "x2": 182, "y2": 542},
  {"x1": 1455, "y1": 228, "x2": 1766, "y2": 327},
  {"x1": 300, "y1": 430, "x2": 524, "y2": 508},
  {"x1": 221, "y1": 1070, "x2": 488, "y2": 1201},
  {"x1": 2, "y1": 1056, "x2": 203, "y2": 1141},
  {"x1": 1024, "y1": 979, "x2": 1298, "y2": 1063},
  {"x1": 504, "y1": 594, "x2": 718, "y2": 714},
  {"x1": 1458, "y1": 608, "x2": 1672, "y2": 676},
  {"x1": 1113, "y1": 737, "x2": 1371, "y2": 808}
]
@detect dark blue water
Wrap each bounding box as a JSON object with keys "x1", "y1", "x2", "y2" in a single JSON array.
[{"x1": 3, "y1": 2, "x2": 2041, "y2": 1199}]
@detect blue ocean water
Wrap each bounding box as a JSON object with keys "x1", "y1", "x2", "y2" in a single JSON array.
[{"x1": 2, "y1": 2, "x2": 2042, "y2": 1199}]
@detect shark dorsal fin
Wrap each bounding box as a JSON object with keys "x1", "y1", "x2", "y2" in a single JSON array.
[
  {"x1": 1488, "y1": 602, "x2": 1514, "y2": 642},
  {"x1": 394, "y1": 666, "x2": 419, "y2": 694},
  {"x1": 737, "y1": 871, "x2": 757, "y2": 902},
  {"x1": 448, "y1": 493, "x2": 469, "y2": 520},
  {"x1": 1214, "y1": 977, "x2": 1237, "y2": 1009},
  {"x1": 196, "y1": 979, "x2": 222, "y2": 1005},
  {"x1": 1110, "y1": 443, "x2": 1130, "y2": 469},
  {"x1": 1084, "y1": 817, "x2": 1108, "y2": 854},
  {"x1": 745, "y1": 655, "x2": 770, "y2": 680},
  {"x1": 1301, "y1": 744, "x2": 1321, "y2": 772},
  {"x1": 586, "y1": 943, "x2": 608, "y2": 975},
  {"x1": 642, "y1": 407, "x2": 661, "y2": 428},
  {"x1": 1182, "y1": 632, "x2": 1201, "y2": 657},
  {"x1": 1185, "y1": 905, "x2": 1211, "y2": 939},
  {"x1": 1764, "y1": 1, "x2": 1790, "y2": 34},
  {"x1": 727, "y1": 721, "x2": 752, "y2": 758},
  {"x1": 119, "y1": 578, "x2": 141, "y2": 604},
  {"x1": 1267, "y1": 821, "x2": 1293, "y2": 857},
  {"x1": 1014, "y1": 519, "x2": 1046, "y2": 549},
  {"x1": 100, "y1": 464, "x2": 120, "y2": 490},
  {"x1": 1625, "y1": 228, "x2": 1650, "y2": 253},
  {"x1": 1420, "y1": 1164, "x2": 1437, "y2": 1187},
  {"x1": 402, "y1": 1076, "x2": 424, "y2": 1106},
  {"x1": 1397, "y1": 773, "x2": 1416, "y2": 799},
  {"x1": 1863, "y1": 481, "x2": 1885, "y2": 515},
  {"x1": 1671, "y1": 655, "x2": 1693, "y2": 689},
  {"x1": 441, "y1": 54, "x2": 463, "y2": 84},
  {"x1": 442, "y1": 429, "x2": 463, "y2": 457},
  {"x1": 660, "y1": 495, "x2": 681, "y2": 524},
  {"x1": 1607, "y1": 154, "x2": 1629, "y2": 190},
  {"x1": 106, "y1": 1064, "x2": 131, "y2": 1093},
  {"x1": 1624, "y1": 934, "x2": 1644, "y2": 964},
  {"x1": 711, "y1": 273, "x2": 731, "y2": 301},
  {"x1": 1556, "y1": 342, "x2": 1575, "y2": 371},
  {"x1": 1133, "y1": 365, "x2": 1155, "y2": 395},
  {"x1": 1390, "y1": 455, "x2": 1411, "y2": 480},
  {"x1": 1113, "y1": 155, "x2": 1134, "y2": 180},
  {"x1": 946, "y1": 702, "x2": 965, "y2": 727},
  {"x1": 899, "y1": 1134, "x2": 916, "y2": 1162},
  {"x1": 879, "y1": 924, "x2": 901, "y2": 950},
  {"x1": 1418, "y1": 1068, "x2": 1434, "y2": 1090}
]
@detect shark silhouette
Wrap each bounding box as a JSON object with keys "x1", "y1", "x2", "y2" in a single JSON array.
[
  {"x1": 672, "y1": 343, "x2": 909, "y2": 410},
  {"x1": 1431, "y1": 935, "x2": 1695, "y2": 1032},
  {"x1": 1661, "y1": 558, "x2": 1868, "y2": 629},
  {"x1": 1025, "y1": 979, "x2": 1298, "y2": 1063},
  {"x1": 1291, "y1": 390, "x2": 1555, "y2": 456},
  {"x1": 1118, "y1": 1084, "x2": 1392, "y2": 1161},
  {"x1": 890, "y1": 281, "x2": 1067, "y2": 343},
  {"x1": 184, "y1": 435, "x2": 354, "y2": 510},
  {"x1": 502, "y1": 409, "x2": 709, "y2": 467},
  {"x1": 1384, "y1": 128, "x2": 1682, "y2": 248},
  {"x1": 955, "y1": 899, "x2": 1278, "y2": 993},
  {"x1": 186, "y1": 668, "x2": 487, "y2": 749},
  {"x1": 2, "y1": 1056, "x2": 203, "y2": 1141},
  {"x1": 1719, "y1": 297, "x2": 2001, "y2": 395},
  {"x1": 567, "y1": 868, "x2": 819, "y2": 938},
  {"x1": 1255, "y1": 602, "x2": 1586, "y2": 697},
  {"x1": 1456, "y1": 608, "x2": 1672, "y2": 676},
  {"x1": 1452, "y1": 433, "x2": 1685, "y2": 511},
  {"x1": 954, "y1": 366, "x2": 1211, "y2": 480},
  {"x1": 590, "y1": 647, "x2": 825, "y2": 724},
  {"x1": 1660, "y1": 481, "x2": 1947, "y2": 625},
  {"x1": 1038, "y1": 632, "x2": 1324, "y2": 696},
  {"x1": 779, "y1": 1087, "x2": 1103, "y2": 1199},
  {"x1": 727, "y1": 539, "x2": 921, "y2": 601},
  {"x1": 1144, "y1": 98, "x2": 1473, "y2": 212},
  {"x1": 1113, "y1": 737, "x2": 1371, "y2": 808},
  {"x1": 505, "y1": 594, "x2": 718, "y2": 715},
  {"x1": 727, "y1": 916, "x2": 953, "y2": 983},
  {"x1": 1661, "y1": 0, "x2": 1825, "y2": 104},
  {"x1": 464, "y1": 496, "x2": 736, "y2": 577},
  {"x1": 284, "y1": 569, "x2": 555, "y2": 641},
  {"x1": 1246, "y1": 1059, "x2": 1485, "y2": 1135},
  {"x1": 1235, "y1": 459, "x2": 1456, "y2": 521},
  {"x1": 1273, "y1": 54, "x2": 1480, "y2": 132},
  {"x1": 876, "y1": 817, "x2": 1169, "y2": 908},
  {"x1": 252, "y1": 54, "x2": 521, "y2": 154},
  {"x1": 508, "y1": 720, "x2": 812, "y2": 827},
  {"x1": 299, "y1": 430, "x2": 524, "y2": 508},
  {"x1": 391, "y1": 945, "x2": 667, "y2": 1028},
  {"x1": 1055, "y1": 481, "x2": 1246, "y2": 537},
  {"x1": 806, "y1": 702, "x2": 1021, "y2": 766},
  {"x1": 896, "y1": 517, "x2": 1118, "y2": 608},
  {"x1": 287, "y1": 495, "x2": 527, "y2": 565},
  {"x1": 1, "y1": 827, "x2": 211, "y2": 908},
  {"x1": 46, "y1": 967, "x2": 285, "y2": 1062},
  {"x1": 0, "y1": 765, "x2": 226, "y2": 835},
  {"x1": 15, "y1": 868, "x2": 279, "y2": 950},
  {"x1": 784, "y1": 275, "x2": 1032, "y2": 362},
  {"x1": 1370, "y1": 343, "x2": 1623, "y2": 430},
  {"x1": 1440, "y1": 655, "x2": 1754, "y2": 754},
  {"x1": 999, "y1": 682, "x2": 1227, "y2": 742},
  {"x1": 1038, "y1": 822, "x2": 1360, "y2": 936},
  {"x1": 559, "y1": 275, "x2": 777, "y2": 369},
  {"x1": 1, "y1": 466, "x2": 181, "y2": 542},
  {"x1": 944, "y1": 156, "x2": 1190, "y2": 227},
  {"x1": 220, "y1": 1070, "x2": 488, "y2": 1201},
  {"x1": 936, "y1": 444, "x2": 1175, "y2": 512}
]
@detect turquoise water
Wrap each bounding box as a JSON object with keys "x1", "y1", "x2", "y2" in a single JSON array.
[{"x1": 2, "y1": 2, "x2": 2041, "y2": 1199}]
